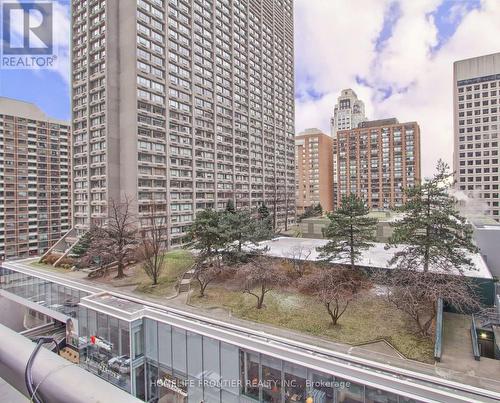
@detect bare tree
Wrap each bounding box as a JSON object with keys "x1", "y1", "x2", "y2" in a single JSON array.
[
  {"x1": 300, "y1": 266, "x2": 370, "y2": 326},
  {"x1": 283, "y1": 186, "x2": 290, "y2": 232},
  {"x1": 284, "y1": 245, "x2": 313, "y2": 278},
  {"x1": 193, "y1": 255, "x2": 225, "y2": 297},
  {"x1": 238, "y1": 256, "x2": 287, "y2": 309},
  {"x1": 83, "y1": 197, "x2": 138, "y2": 279},
  {"x1": 136, "y1": 204, "x2": 168, "y2": 285},
  {"x1": 272, "y1": 179, "x2": 279, "y2": 232},
  {"x1": 383, "y1": 269, "x2": 480, "y2": 337},
  {"x1": 271, "y1": 178, "x2": 294, "y2": 233}
]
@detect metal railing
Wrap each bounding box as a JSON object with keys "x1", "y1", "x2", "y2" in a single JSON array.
[
  {"x1": 434, "y1": 298, "x2": 443, "y2": 362},
  {"x1": 471, "y1": 314, "x2": 481, "y2": 361},
  {"x1": 0, "y1": 324, "x2": 141, "y2": 403}
]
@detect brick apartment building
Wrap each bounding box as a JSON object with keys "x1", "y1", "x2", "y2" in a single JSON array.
[
  {"x1": 295, "y1": 128, "x2": 334, "y2": 214},
  {"x1": 335, "y1": 118, "x2": 421, "y2": 209},
  {"x1": 0, "y1": 97, "x2": 71, "y2": 259}
]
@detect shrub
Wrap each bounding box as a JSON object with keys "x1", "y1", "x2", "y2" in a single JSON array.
[
  {"x1": 42, "y1": 254, "x2": 60, "y2": 265},
  {"x1": 57, "y1": 257, "x2": 75, "y2": 267}
]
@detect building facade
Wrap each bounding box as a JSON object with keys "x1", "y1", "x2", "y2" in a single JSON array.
[
  {"x1": 453, "y1": 52, "x2": 500, "y2": 222},
  {"x1": 71, "y1": 0, "x2": 295, "y2": 246},
  {"x1": 335, "y1": 119, "x2": 421, "y2": 210},
  {"x1": 0, "y1": 98, "x2": 71, "y2": 260},
  {"x1": 330, "y1": 89, "x2": 367, "y2": 207},
  {"x1": 330, "y1": 89, "x2": 366, "y2": 139},
  {"x1": 295, "y1": 128, "x2": 334, "y2": 214}
]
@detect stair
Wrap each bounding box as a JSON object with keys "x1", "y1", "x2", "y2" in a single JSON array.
[{"x1": 178, "y1": 268, "x2": 196, "y2": 293}]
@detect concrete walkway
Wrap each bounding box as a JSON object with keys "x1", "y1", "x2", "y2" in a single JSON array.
[{"x1": 437, "y1": 313, "x2": 500, "y2": 392}]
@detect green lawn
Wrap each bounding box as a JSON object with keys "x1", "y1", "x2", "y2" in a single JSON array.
[
  {"x1": 135, "y1": 250, "x2": 194, "y2": 297},
  {"x1": 190, "y1": 286, "x2": 434, "y2": 363}
]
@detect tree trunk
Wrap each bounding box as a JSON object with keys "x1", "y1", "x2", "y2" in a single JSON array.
[
  {"x1": 273, "y1": 197, "x2": 278, "y2": 232},
  {"x1": 256, "y1": 284, "x2": 265, "y2": 309},
  {"x1": 116, "y1": 258, "x2": 125, "y2": 279},
  {"x1": 421, "y1": 307, "x2": 436, "y2": 336},
  {"x1": 424, "y1": 191, "x2": 431, "y2": 272},
  {"x1": 196, "y1": 277, "x2": 205, "y2": 297},
  {"x1": 284, "y1": 191, "x2": 289, "y2": 232},
  {"x1": 349, "y1": 221, "x2": 355, "y2": 270},
  {"x1": 326, "y1": 302, "x2": 339, "y2": 326},
  {"x1": 199, "y1": 285, "x2": 205, "y2": 297}
]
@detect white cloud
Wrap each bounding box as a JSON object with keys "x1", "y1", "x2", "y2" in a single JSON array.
[
  {"x1": 295, "y1": 0, "x2": 500, "y2": 177},
  {"x1": 51, "y1": 1, "x2": 71, "y2": 84}
]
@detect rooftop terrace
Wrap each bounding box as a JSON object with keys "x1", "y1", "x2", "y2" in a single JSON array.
[
  {"x1": 259, "y1": 237, "x2": 493, "y2": 279},
  {"x1": 2, "y1": 258, "x2": 500, "y2": 402}
]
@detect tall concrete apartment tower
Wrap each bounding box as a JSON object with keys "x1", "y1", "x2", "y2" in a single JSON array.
[
  {"x1": 295, "y1": 128, "x2": 334, "y2": 214},
  {"x1": 453, "y1": 53, "x2": 500, "y2": 222},
  {"x1": 71, "y1": 0, "x2": 295, "y2": 246},
  {"x1": 0, "y1": 98, "x2": 71, "y2": 259},
  {"x1": 331, "y1": 88, "x2": 367, "y2": 139}
]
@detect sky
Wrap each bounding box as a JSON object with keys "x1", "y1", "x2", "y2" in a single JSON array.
[{"x1": 1, "y1": 1, "x2": 500, "y2": 177}]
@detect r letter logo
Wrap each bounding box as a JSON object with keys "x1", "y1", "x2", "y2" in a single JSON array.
[{"x1": 1, "y1": 1, "x2": 56, "y2": 69}]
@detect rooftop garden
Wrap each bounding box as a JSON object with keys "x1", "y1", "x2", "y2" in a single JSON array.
[
  {"x1": 189, "y1": 276, "x2": 435, "y2": 362},
  {"x1": 134, "y1": 249, "x2": 193, "y2": 296},
  {"x1": 184, "y1": 161, "x2": 482, "y2": 364}
]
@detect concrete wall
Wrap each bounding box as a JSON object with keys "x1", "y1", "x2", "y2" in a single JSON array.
[
  {"x1": 474, "y1": 227, "x2": 500, "y2": 279},
  {"x1": 299, "y1": 216, "x2": 395, "y2": 242},
  {"x1": 0, "y1": 297, "x2": 26, "y2": 332}
]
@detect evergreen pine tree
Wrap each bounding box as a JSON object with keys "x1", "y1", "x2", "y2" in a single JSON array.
[
  {"x1": 258, "y1": 203, "x2": 270, "y2": 220},
  {"x1": 225, "y1": 199, "x2": 236, "y2": 214},
  {"x1": 71, "y1": 230, "x2": 93, "y2": 258},
  {"x1": 222, "y1": 210, "x2": 273, "y2": 259},
  {"x1": 257, "y1": 203, "x2": 273, "y2": 232},
  {"x1": 187, "y1": 209, "x2": 228, "y2": 263},
  {"x1": 317, "y1": 194, "x2": 377, "y2": 270},
  {"x1": 387, "y1": 160, "x2": 478, "y2": 274}
]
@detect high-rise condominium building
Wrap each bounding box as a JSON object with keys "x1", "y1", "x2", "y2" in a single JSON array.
[
  {"x1": 330, "y1": 89, "x2": 367, "y2": 206},
  {"x1": 335, "y1": 118, "x2": 421, "y2": 210},
  {"x1": 453, "y1": 52, "x2": 500, "y2": 222},
  {"x1": 295, "y1": 128, "x2": 334, "y2": 214},
  {"x1": 330, "y1": 88, "x2": 367, "y2": 139},
  {"x1": 0, "y1": 98, "x2": 71, "y2": 259},
  {"x1": 71, "y1": 0, "x2": 295, "y2": 246}
]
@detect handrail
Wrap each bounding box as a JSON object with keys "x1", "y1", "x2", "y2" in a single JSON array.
[
  {"x1": 434, "y1": 298, "x2": 443, "y2": 362},
  {"x1": 471, "y1": 314, "x2": 481, "y2": 361},
  {"x1": 0, "y1": 324, "x2": 141, "y2": 403}
]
